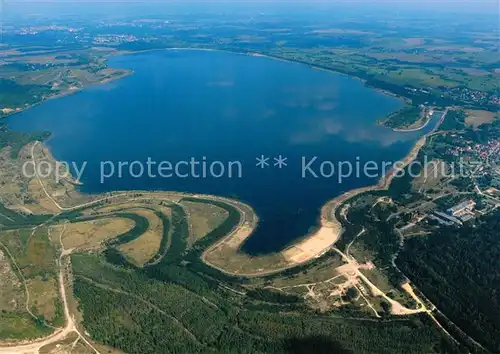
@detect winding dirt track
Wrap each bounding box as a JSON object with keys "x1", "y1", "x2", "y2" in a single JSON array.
[
  {"x1": 0, "y1": 145, "x2": 251, "y2": 353},
  {"x1": 0, "y1": 147, "x2": 104, "y2": 354},
  {"x1": 0, "y1": 224, "x2": 100, "y2": 354}
]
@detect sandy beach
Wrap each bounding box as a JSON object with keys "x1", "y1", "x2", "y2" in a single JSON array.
[{"x1": 202, "y1": 110, "x2": 446, "y2": 277}]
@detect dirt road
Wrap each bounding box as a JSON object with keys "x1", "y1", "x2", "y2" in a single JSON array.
[{"x1": 0, "y1": 222, "x2": 101, "y2": 354}]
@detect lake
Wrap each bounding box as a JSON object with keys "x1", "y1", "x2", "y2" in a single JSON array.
[{"x1": 7, "y1": 49, "x2": 428, "y2": 254}]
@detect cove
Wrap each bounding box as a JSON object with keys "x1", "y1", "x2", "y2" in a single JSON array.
[{"x1": 7, "y1": 49, "x2": 429, "y2": 255}]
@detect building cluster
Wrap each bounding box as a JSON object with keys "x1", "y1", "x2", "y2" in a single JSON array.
[
  {"x1": 485, "y1": 187, "x2": 500, "y2": 199},
  {"x1": 429, "y1": 199, "x2": 477, "y2": 226},
  {"x1": 448, "y1": 87, "x2": 499, "y2": 106},
  {"x1": 18, "y1": 26, "x2": 81, "y2": 35},
  {"x1": 92, "y1": 35, "x2": 138, "y2": 45},
  {"x1": 18, "y1": 28, "x2": 39, "y2": 35},
  {"x1": 447, "y1": 139, "x2": 500, "y2": 166},
  {"x1": 448, "y1": 200, "x2": 477, "y2": 222},
  {"x1": 489, "y1": 95, "x2": 500, "y2": 106},
  {"x1": 403, "y1": 86, "x2": 499, "y2": 108},
  {"x1": 405, "y1": 87, "x2": 430, "y2": 95}
]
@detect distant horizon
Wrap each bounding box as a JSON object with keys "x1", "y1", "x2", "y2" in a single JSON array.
[{"x1": 3, "y1": 0, "x2": 499, "y2": 11}]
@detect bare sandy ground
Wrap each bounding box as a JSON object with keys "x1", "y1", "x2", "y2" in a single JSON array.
[{"x1": 282, "y1": 223, "x2": 342, "y2": 263}]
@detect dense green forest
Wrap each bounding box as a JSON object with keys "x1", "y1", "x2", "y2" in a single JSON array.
[
  {"x1": 0, "y1": 79, "x2": 50, "y2": 112},
  {"x1": 381, "y1": 105, "x2": 422, "y2": 129},
  {"x1": 72, "y1": 252, "x2": 454, "y2": 354},
  {"x1": 439, "y1": 110, "x2": 467, "y2": 131},
  {"x1": 398, "y1": 211, "x2": 500, "y2": 353}
]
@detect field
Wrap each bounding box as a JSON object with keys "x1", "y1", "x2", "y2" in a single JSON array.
[
  {"x1": 0, "y1": 141, "x2": 91, "y2": 215},
  {"x1": 0, "y1": 313, "x2": 52, "y2": 342},
  {"x1": 465, "y1": 110, "x2": 498, "y2": 128},
  {"x1": 0, "y1": 248, "x2": 25, "y2": 313},
  {"x1": 0, "y1": 47, "x2": 131, "y2": 118},
  {"x1": 117, "y1": 208, "x2": 164, "y2": 266},
  {"x1": 25, "y1": 276, "x2": 62, "y2": 325},
  {"x1": 56, "y1": 218, "x2": 136, "y2": 250},
  {"x1": 0, "y1": 227, "x2": 63, "y2": 339},
  {"x1": 180, "y1": 200, "x2": 229, "y2": 246},
  {"x1": 1, "y1": 8, "x2": 498, "y2": 122}
]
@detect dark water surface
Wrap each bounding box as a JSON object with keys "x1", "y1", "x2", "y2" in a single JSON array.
[{"x1": 7, "y1": 50, "x2": 430, "y2": 254}]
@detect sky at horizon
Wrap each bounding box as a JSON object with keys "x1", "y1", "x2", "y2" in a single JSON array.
[
  {"x1": 3, "y1": 0, "x2": 499, "y2": 10},
  {"x1": 1, "y1": 0, "x2": 498, "y2": 21}
]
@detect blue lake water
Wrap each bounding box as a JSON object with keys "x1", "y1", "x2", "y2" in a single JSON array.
[{"x1": 7, "y1": 50, "x2": 430, "y2": 254}]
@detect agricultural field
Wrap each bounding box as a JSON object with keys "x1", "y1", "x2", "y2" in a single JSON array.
[
  {"x1": 0, "y1": 48, "x2": 130, "y2": 118},
  {"x1": 465, "y1": 110, "x2": 498, "y2": 129}
]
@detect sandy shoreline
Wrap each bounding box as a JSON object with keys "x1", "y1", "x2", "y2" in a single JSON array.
[
  {"x1": 322, "y1": 109, "x2": 447, "y2": 234},
  {"x1": 201, "y1": 110, "x2": 446, "y2": 277},
  {"x1": 200, "y1": 136, "x2": 430, "y2": 277},
  {"x1": 321, "y1": 134, "x2": 427, "y2": 223}
]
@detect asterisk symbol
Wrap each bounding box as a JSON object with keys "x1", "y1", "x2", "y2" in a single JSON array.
[
  {"x1": 274, "y1": 155, "x2": 288, "y2": 168},
  {"x1": 256, "y1": 155, "x2": 270, "y2": 168}
]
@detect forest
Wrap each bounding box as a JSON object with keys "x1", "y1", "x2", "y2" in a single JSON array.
[
  {"x1": 439, "y1": 110, "x2": 467, "y2": 131},
  {"x1": 72, "y1": 251, "x2": 454, "y2": 354},
  {"x1": 380, "y1": 105, "x2": 423, "y2": 129},
  {"x1": 0, "y1": 79, "x2": 50, "y2": 115},
  {"x1": 397, "y1": 211, "x2": 500, "y2": 353}
]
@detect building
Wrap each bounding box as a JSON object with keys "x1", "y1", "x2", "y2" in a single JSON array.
[
  {"x1": 485, "y1": 187, "x2": 500, "y2": 198},
  {"x1": 447, "y1": 200, "x2": 476, "y2": 217},
  {"x1": 428, "y1": 214, "x2": 455, "y2": 226},
  {"x1": 435, "y1": 211, "x2": 463, "y2": 226},
  {"x1": 460, "y1": 214, "x2": 474, "y2": 222}
]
